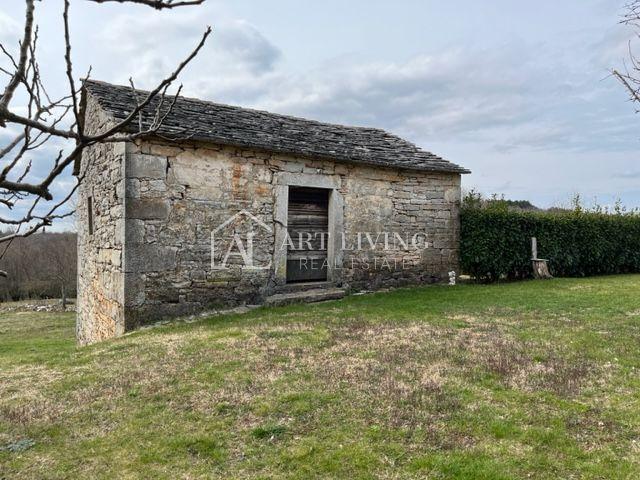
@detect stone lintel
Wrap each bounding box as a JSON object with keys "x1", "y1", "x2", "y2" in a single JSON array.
[{"x1": 275, "y1": 171, "x2": 341, "y2": 189}]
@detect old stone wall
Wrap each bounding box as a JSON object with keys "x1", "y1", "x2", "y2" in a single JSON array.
[
  {"x1": 76, "y1": 95, "x2": 126, "y2": 344},
  {"x1": 121, "y1": 138, "x2": 461, "y2": 326},
  {"x1": 341, "y1": 167, "x2": 460, "y2": 290},
  {"x1": 122, "y1": 141, "x2": 276, "y2": 328}
]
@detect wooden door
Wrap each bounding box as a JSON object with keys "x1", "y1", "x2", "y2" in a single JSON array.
[{"x1": 286, "y1": 187, "x2": 329, "y2": 283}]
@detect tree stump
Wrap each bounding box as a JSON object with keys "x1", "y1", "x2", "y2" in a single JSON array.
[{"x1": 532, "y1": 259, "x2": 553, "y2": 279}]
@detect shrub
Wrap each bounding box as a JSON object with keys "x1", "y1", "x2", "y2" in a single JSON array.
[{"x1": 460, "y1": 201, "x2": 640, "y2": 282}]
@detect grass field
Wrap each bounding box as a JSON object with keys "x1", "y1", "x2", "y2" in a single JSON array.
[{"x1": 1, "y1": 276, "x2": 640, "y2": 479}]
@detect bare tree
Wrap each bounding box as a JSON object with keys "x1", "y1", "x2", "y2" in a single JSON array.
[
  {"x1": 614, "y1": 1, "x2": 640, "y2": 109},
  {"x1": 0, "y1": 0, "x2": 211, "y2": 248},
  {"x1": 47, "y1": 233, "x2": 77, "y2": 309}
]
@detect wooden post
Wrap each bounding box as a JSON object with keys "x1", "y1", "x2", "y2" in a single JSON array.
[
  {"x1": 531, "y1": 236, "x2": 553, "y2": 279},
  {"x1": 531, "y1": 237, "x2": 538, "y2": 260}
]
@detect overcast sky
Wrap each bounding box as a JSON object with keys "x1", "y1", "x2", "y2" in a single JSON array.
[{"x1": 1, "y1": 0, "x2": 638, "y2": 230}]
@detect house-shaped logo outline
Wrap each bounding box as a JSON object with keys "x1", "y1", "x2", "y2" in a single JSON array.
[{"x1": 211, "y1": 210, "x2": 273, "y2": 271}]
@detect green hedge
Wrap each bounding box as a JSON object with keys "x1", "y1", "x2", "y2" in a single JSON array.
[{"x1": 460, "y1": 208, "x2": 640, "y2": 281}]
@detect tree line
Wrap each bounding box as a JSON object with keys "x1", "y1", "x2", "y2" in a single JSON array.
[{"x1": 0, "y1": 231, "x2": 76, "y2": 304}]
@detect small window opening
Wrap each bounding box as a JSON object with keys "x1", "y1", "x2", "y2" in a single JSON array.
[{"x1": 87, "y1": 196, "x2": 94, "y2": 235}]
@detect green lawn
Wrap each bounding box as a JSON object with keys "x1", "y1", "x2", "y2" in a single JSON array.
[{"x1": 1, "y1": 276, "x2": 640, "y2": 479}]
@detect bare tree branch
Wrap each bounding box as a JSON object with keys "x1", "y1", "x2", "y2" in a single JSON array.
[
  {"x1": 614, "y1": 2, "x2": 640, "y2": 111},
  {"x1": 0, "y1": 133, "x2": 25, "y2": 160},
  {"x1": 0, "y1": 0, "x2": 211, "y2": 248},
  {"x1": 0, "y1": 0, "x2": 35, "y2": 124},
  {"x1": 63, "y1": 0, "x2": 82, "y2": 136},
  {"x1": 613, "y1": 69, "x2": 640, "y2": 106},
  {"x1": 86, "y1": 0, "x2": 205, "y2": 9}
]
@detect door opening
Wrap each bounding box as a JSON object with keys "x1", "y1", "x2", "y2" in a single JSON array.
[{"x1": 286, "y1": 187, "x2": 329, "y2": 283}]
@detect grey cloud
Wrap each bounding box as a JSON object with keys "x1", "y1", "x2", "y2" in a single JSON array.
[
  {"x1": 214, "y1": 20, "x2": 281, "y2": 73},
  {"x1": 98, "y1": 12, "x2": 200, "y2": 54},
  {"x1": 197, "y1": 47, "x2": 538, "y2": 137},
  {"x1": 97, "y1": 12, "x2": 280, "y2": 87},
  {"x1": 193, "y1": 42, "x2": 604, "y2": 154}
]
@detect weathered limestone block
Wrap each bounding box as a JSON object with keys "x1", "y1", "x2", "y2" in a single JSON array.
[
  {"x1": 97, "y1": 248, "x2": 121, "y2": 267},
  {"x1": 444, "y1": 187, "x2": 461, "y2": 202},
  {"x1": 124, "y1": 273, "x2": 146, "y2": 306},
  {"x1": 143, "y1": 180, "x2": 168, "y2": 193},
  {"x1": 125, "y1": 244, "x2": 177, "y2": 273},
  {"x1": 125, "y1": 179, "x2": 141, "y2": 198},
  {"x1": 126, "y1": 198, "x2": 170, "y2": 220},
  {"x1": 125, "y1": 219, "x2": 145, "y2": 244},
  {"x1": 127, "y1": 154, "x2": 167, "y2": 179},
  {"x1": 425, "y1": 191, "x2": 445, "y2": 200},
  {"x1": 284, "y1": 161, "x2": 305, "y2": 173},
  {"x1": 168, "y1": 153, "x2": 235, "y2": 197},
  {"x1": 148, "y1": 143, "x2": 184, "y2": 157}
]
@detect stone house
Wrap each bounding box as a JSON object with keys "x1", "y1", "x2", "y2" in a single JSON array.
[{"x1": 76, "y1": 80, "x2": 469, "y2": 344}]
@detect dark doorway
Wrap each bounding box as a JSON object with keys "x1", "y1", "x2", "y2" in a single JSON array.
[{"x1": 286, "y1": 187, "x2": 329, "y2": 283}]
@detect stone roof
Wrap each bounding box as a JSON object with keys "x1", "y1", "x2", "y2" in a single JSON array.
[{"x1": 82, "y1": 80, "x2": 470, "y2": 174}]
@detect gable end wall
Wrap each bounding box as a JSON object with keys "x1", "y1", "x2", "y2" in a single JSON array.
[{"x1": 76, "y1": 94, "x2": 126, "y2": 345}]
